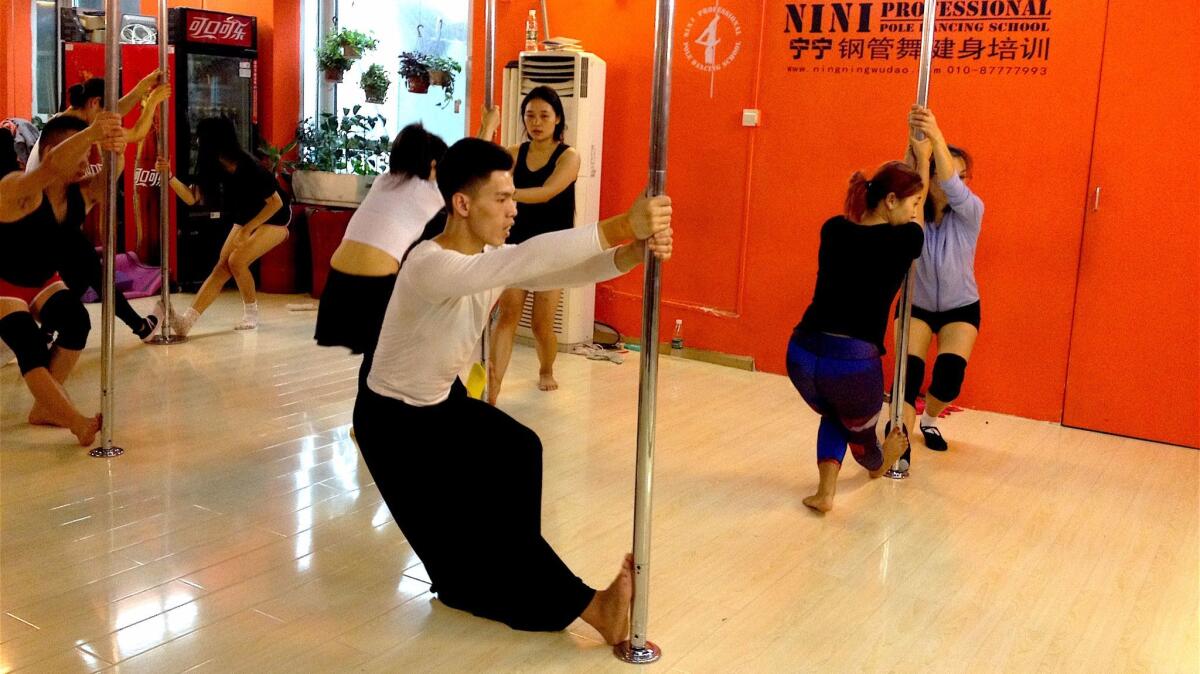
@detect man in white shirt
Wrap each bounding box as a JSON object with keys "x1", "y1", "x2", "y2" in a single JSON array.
[{"x1": 354, "y1": 137, "x2": 671, "y2": 644}]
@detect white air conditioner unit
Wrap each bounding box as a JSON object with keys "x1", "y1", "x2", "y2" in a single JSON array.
[{"x1": 501, "y1": 51, "x2": 606, "y2": 346}]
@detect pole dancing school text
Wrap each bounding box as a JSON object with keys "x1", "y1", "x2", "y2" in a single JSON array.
[{"x1": 784, "y1": 1, "x2": 1053, "y2": 34}]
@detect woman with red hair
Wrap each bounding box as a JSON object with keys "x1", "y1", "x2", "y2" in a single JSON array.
[{"x1": 787, "y1": 131, "x2": 933, "y2": 513}]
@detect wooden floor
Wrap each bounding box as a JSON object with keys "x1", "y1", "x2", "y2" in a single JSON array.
[{"x1": 2, "y1": 293, "x2": 1197, "y2": 673}]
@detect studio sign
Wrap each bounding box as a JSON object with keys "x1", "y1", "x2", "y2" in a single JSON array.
[{"x1": 683, "y1": 2, "x2": 744, "y2": 98}]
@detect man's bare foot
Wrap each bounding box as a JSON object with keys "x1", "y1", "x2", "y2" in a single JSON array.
[
  {"x1": 537, "y1": 372, "x2": 558, "y2": 392},
  {"x1": 802, "y1": 492, "x2": 835, "y2": 513},
  {"x1": 71, "y1": 414, "x2": 102, "y2": 447},
  {"x1": 581, "y1": 554, "x2": 633, "y2": 645},
  {"x1": 870, "y1": 428, "x2": 910, "y2": 478},
  {"x1": 28, "y1": 404, "x2": 65, "y2": 427}
]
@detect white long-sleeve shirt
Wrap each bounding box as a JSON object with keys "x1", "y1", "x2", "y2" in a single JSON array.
[{"x1": 367, "y1": 223, "x2": 622, "y2": 406}]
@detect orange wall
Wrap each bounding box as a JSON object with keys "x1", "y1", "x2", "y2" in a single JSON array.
[
  {"x1": 472, "y1": 0, "x2": 1114, "y2": 422},
  {"x1": 1, "y1": 0, "x2": 34, "y2": 119}
]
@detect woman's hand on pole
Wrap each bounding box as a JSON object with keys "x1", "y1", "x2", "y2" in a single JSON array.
[
  {"x1": 478, "y1": 105, "x2": 501, "y2": 140},
  {"x1": 92, "y1": 112, "x2": 127, "y2": 153},
  {"x1": 908, "y1": 104, "x2": 944, "y2": 145},
  {"x1": 909, "y1": 133, "x2": 933, "y2": 165},
  {"x1": 628, "y1": 195, "x2": 673, "y2": 241}
]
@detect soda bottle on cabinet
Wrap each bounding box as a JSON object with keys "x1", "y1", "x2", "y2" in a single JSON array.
[{"x1": 525, "y1": 10, "x2": 539, "y2": 52}]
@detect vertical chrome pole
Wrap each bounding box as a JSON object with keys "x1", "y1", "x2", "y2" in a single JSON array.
[
  {"x1": 149, "y1": 0, "x2": 183, "y2": 345},
  {"x1": 539, "y1": 0, "x2": 551, "y2": 42},
  {"x1": 614, "y1": 0, "x2": 673, "y2": 664},
  {"x1": 886, "y1": 0, "x2": 937, "y2": 479},
  {"x1": 480, "y1": 0, "x2": 496, "y2": 402},
  {"x1": 91, "y1": 0, "x2": 124, "y2": 458}
]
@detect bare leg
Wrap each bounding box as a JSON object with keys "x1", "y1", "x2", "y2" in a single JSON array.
[
  {"x1": 579, "y1": 553, "x2": 634, "y2": 645},
  {"x1": 531, "y1": 289, "x2": 561, "y2": 392},
  {"x1": 870, "y1": 428, "x2": 911, "y2": 478},
  {"x1": 23, "y1": 368, "x2": 100, "y2": 445},
  {"x1": 28, "y1": 346, "x2": 83, "y2": 426},
  {"x1": 228, "y1": 225, "x2": 289, "y2": 306},
  {"x1": 487, "y1": 288, "x2": 526, "y2": 405},
  {"x1": 185, "y1": 230, "x2": 239, "y2": 322},
  {"x1": 803, "y1": 460, "x2": 841, "y2": 513}
]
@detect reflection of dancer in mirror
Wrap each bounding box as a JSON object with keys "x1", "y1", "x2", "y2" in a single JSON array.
[
  {"x1": 896, "y1": 105, "x2": 984, "y2": 458},
  {"x1": 787, "y1": 129, "x2": 932, "y2": 513},
  {"x1": 353, "y1": 138, "x2": 672, "y2": 643},
  {"x1": 488, "y1": 86, "x2": 580, "y2": 404},
  {"x1": 0, "y1": 113, "x2": 126, "y2": 445},
  {"x1": 158, "y1": 117, "x2": 292, "y2": 335}
]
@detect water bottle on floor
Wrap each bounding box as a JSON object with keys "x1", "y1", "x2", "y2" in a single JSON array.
[{"x1": 671, "y1": 319, "x2": 684, "y2": 357}]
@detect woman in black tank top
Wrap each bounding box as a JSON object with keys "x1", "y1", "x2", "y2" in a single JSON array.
[
  {"x1": 0, "y1": 115, "x2": 119, "y2": 447},
  {"x1": 488, "y1": 86, "x2": 581, "y2": 404}
]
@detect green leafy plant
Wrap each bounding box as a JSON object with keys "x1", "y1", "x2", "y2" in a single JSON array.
[
  {"x1": 360, "y1": 64, "x2": 391, "y2": 104},
  {"x1": 317, "y1": 39, "x2": 352, "y2": 81},
  {"x1": 294, "y1": 105, "x2": 390, "y2": 176},
  {"x1": 258, "y1": 138, "x2": 299, "y2": 179},
  {"x1": 336, "y1": 29, "x2": 378, "y2": 53},
  {"x1": 398, "y1": 52, "x2": 461, "y2": 108}
]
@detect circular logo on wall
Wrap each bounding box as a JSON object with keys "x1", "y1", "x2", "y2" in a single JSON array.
[{"x1": 682, "y1": 3, "x2": 744, "y2": 75}]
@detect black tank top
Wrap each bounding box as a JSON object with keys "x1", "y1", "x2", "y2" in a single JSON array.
[
  {"x1": 509, "y1": 142, "x2": 575, "y2": 245},
  {"x1": 0, "y1": 184, "x2": 86, "y2": 287}
]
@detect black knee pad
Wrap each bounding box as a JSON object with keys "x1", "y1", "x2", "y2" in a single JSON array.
[
  {"x1": 904, "y1": 355, "x2": 925, "y2": 406},
  {"x1": 929, "y1": 354, "x2": 968, "y2": 403},
  {"x1": 0, "y1": 312, "x2": 52, "y2": 375},
  {"x1": 39, "y1": 291, "x2": 91, "y2": 351}
]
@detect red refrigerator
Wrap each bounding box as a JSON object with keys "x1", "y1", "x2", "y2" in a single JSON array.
[{"x1": 62, "y1": 42, "x2": 179, "y2": 279}]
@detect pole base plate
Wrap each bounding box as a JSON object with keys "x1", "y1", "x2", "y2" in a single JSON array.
[
  {"x1": 614, "y1": 640, "x2": 661, "y2": 664},
  {"x1": 146, "y1": 334, "x2": 187, "y2": 345},
  {"x1": 89, "y1": 445, "x2": 124, "y2": 458}
]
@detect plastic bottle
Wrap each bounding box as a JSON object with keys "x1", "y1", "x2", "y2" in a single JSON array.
[
  {"x1": 670, "y1": 319, "x2": 684, "y2": 356},
  {"x1": 525, "y1": 10, "x2": 539, "y2": 52}
]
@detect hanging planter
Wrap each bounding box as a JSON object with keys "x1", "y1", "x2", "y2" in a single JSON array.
[
  {"x1": 360, "y1": 64, "x2": 391, "y2": 104},
  {"x1": 400, "y1": 52, "x2": 431, "y2": 95},
  {"x1": 405, "y1": 73, "x2": 431, "y2": 94},
  {"x1": 318, "y1": 28, "x2": 376, "y2": 84},
  {"x1": 399, "y1": 52, "x2": 461, "y2": 107},
  {"x1": 318, "y1": 39, "x2": 352, "y2": 83},
  {"x1": 336, "y1": 29, "x2": 377, "y2": 62}
]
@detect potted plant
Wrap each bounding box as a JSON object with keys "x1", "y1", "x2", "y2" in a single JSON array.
[
  {"x1": 399, "y1": 51, "x2": 431, "y2": 94},
  {"x1": 292, "y1": 105, "x2": 391, "y2": 207},
  {"x1": 336, "y1": 29, "x2": 378, "y2": 60},
  {"x1": 318, "y1": 39, "x2": 352, "y2": 83},
  {"x1": 360, "y1": 64, "x2": 391, "y2": 104},
  {"x1": 427, "y1": 55, "x2": 462, "y2": 109}
]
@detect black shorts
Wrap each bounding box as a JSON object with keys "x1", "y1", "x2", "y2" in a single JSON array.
[
  {"x1": 898, "y1": 300, "x2": 982, "y2": 333},
  {"x1": 314, "y1": 268, "x2": 397, "y2": 355}
]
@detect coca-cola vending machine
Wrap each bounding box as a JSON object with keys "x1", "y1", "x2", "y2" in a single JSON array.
[{"x1": 170, "y1": 8, "x2": 259, "y2": 290}]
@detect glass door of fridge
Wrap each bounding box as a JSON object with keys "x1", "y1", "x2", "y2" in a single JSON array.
[{"x1": 184, "y1": 53, "x2": 254, "y2": 167}]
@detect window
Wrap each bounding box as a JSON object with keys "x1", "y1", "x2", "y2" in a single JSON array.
[{"x1": 300, "y1": 0, "x2": 471, "y2": 156}]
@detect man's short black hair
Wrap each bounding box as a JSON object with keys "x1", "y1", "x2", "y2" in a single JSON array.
[{"x1": 435, "y1": 138, "x2": 514, "y2": 207}]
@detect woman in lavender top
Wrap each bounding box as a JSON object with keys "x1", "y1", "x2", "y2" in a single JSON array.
[{"x1": 896, "y1": 105, "x2": 985, "y2": 459}]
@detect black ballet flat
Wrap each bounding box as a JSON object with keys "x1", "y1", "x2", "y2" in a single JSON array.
[{"x1": 920, "y1": 425, "x2": 949, "y2": 451}]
